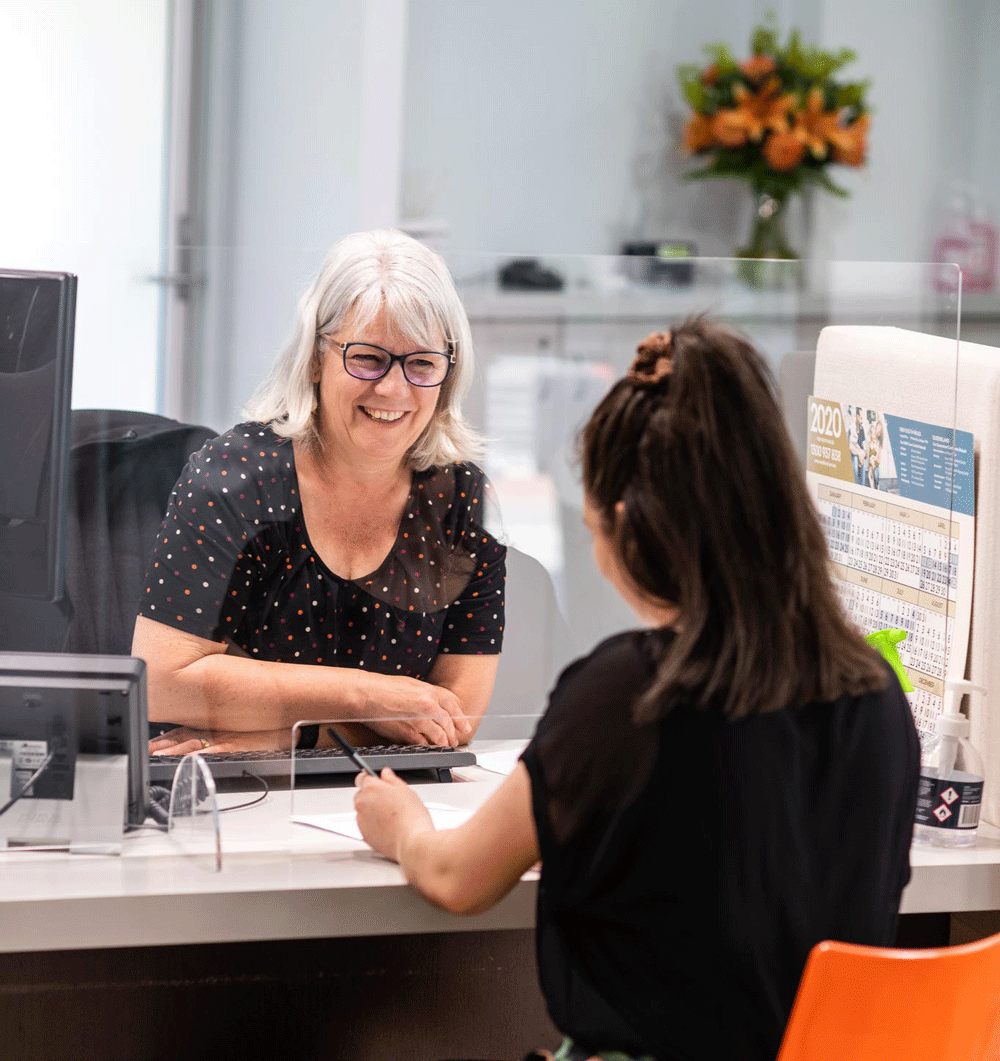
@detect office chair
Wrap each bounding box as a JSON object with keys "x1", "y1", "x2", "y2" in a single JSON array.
[
  {"x1": 776, "y1": 931, "x2": 1000, "y2": 1060},
  {"x1": 63, "y1": 409, "x2": 215, "y2": 654},
  {"x1": 476, "y1": 545, "x2": 577, "y2": 739}
]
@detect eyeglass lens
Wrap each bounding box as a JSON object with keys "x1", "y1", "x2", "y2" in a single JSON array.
[{"x1": 344, "y1": 344, "x2": 450, "y2": 387}]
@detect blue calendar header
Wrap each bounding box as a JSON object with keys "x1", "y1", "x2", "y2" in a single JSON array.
[{"x1": 883, "y1": 415, "x2": 975, "y2": 517}]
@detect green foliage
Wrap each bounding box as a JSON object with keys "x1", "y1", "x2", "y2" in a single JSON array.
[
  {"x1": 684, "y1": 151, "x2": 853, "y2": 201},
  {"x1": 783, "y1": 29, "x2": 856, "y2": 79},
  {"x1": 805, "y1": 168, "x2": 851, "y2": 199},
  {"x1": 751, "y1": 22, "x2": 781, "y2": 58},
  {"x1": 701, "y1": 42, "x2": 739, "y2": 73},
  {"x1": 685, "y1": 155, "x2": 807, "y2": 199},
  {"x1": 835, "y1": 80, "x2": 871, "y2": 109},
  {"x1": 678, "y1": 65, "x2": 708, "y2": 111}
]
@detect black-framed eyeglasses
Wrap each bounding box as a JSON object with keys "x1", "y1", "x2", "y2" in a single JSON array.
[{"x1": 332, "y1": 341, "x2": 456, "y2": 388}]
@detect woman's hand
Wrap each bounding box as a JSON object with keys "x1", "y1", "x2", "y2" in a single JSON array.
[
  {"x1": 353, "y1": 672, "x2": 473, "y2": 747},
  {"x1": 149, "y1": 726, "x2": 293, "y2": 756},
  {"x1": 353, "y1": 768, "x2": 434, "y2": 862}
]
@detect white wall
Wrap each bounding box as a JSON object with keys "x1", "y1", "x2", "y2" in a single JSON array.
[
  {"x1": 0, "y1": 0, "x2": 168, "y2": 411},
  {"x1": 213, "y1": 0, "x2": 409, "y2": 427},
  {"x1": 969, "y1": 1, "x2": 1000, "y2": 223},
  {"x1": 402, "y1": 0, "x2": 738, "y2": 257},
  {"x1": 402, "y1": 0, "x2": 997, "y2": 268},
  {"x1": 814, "y1": 0, "x2": 965, "y2": 264}
]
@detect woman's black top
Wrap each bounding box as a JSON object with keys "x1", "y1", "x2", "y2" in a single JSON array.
[
  {"x1": 139, "y1": 424, "x2": 506, "y2": 733},
  {"x1": 520, "y1": 629, "x2": 920, "y2": 1061}
]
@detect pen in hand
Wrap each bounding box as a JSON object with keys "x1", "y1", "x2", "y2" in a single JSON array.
[{"x1": 327, "y1": 727, "x2": 379, "y2": 777}]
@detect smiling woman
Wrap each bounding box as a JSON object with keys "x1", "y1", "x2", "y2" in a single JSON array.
[{"x1": 133, "y1": 230, "x2": 506, "y2": 757}]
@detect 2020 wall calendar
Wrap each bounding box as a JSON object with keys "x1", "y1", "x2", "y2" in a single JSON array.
[{"x1": 806, "y1": 396, "x2": 975, "y2": 738}]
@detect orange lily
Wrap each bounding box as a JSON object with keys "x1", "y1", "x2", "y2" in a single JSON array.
[
  {"x1": 829, "y1": 112, "x2": 870, "y2": 166},
  {"x1": 792, "y1": 87, "x2": 841, "y2": 159},
  {"x1": 740, "y1": 54, "x2": 776, "y2": 82},
  {"x1": 730, "y1": 76, "x2": 797, "y2": 141},
  {"x1": 684, "y1": 112, "x2": 716, "y2": 153},
  {"x1": 763, "y1": 130, "x2": 806, "y2": 172},
  {"x1": 711, "y1": 108, "x2": 750, "y2": 148}
]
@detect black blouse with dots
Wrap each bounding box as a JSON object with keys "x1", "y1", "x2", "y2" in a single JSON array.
[{"x1": 139, "y1": 424, "x2": 506, "y2": 728}]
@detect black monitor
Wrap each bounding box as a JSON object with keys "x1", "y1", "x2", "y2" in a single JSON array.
[
  {"x1": 0, "y1": 271, "x2": 76, "y2": 652},
  {"x1": 0, "y1": 269, "x2": 76, "y2": 603},
  {"x1": 0, "y1": 651, "x2": 148, "y2": 834}
]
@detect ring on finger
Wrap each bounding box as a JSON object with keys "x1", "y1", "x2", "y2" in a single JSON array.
[{"x1": 199, "y1": 737, "x2": 210, "y2": 749}]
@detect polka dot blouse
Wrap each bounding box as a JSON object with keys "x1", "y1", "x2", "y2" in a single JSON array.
[{"x1": 139, "y1": 423, "x2": 507, "y2": 682}]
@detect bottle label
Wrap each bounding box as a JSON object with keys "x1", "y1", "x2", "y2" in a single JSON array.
[{"x1": 916, "y1": 775, "x2": 983, "y2": 829}]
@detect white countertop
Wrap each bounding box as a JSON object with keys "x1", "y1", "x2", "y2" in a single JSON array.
[
  {"x1": 0, "y1": 740, "x2": 996, "y2": 953},
  {"x1": 455, "y1": 279, "x2": 977, "y2": 324}
]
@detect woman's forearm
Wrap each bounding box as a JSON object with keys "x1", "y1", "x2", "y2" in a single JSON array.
[
  {"x1": 392, "y1": 765, "x2": 540, "y2": 916},
  {"x1": 145, "y1": 648, "x2": 471, "y2": 747},
  {"x1": 147, "y1": 653, "x2": 365, "y2": 731}
]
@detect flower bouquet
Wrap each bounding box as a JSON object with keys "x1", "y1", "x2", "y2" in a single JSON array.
[{"x1": 678, "y1": 21, "x2": 870, "y2": 267}]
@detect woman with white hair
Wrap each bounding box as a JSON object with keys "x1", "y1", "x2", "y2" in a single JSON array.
[{"x1": 135, "y1": 230, "x2": 506, "y2": 754}]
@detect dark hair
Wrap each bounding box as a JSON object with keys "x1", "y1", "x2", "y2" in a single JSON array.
[{"x1": 581, "y1": 316, "x2": 886, "y2": 724}]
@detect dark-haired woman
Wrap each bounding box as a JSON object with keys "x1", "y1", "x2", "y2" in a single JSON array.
[{"x1": 354, "y1": 320, "x2": 920, "y2": 1061}]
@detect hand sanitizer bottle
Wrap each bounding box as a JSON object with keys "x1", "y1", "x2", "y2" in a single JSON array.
[{"x1": 913, "y1": 680, "x2": 985, "y2": 848}]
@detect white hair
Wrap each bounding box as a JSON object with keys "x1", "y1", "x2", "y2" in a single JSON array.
[{"x1": 244, "y1": 229, "x2": 484, "y2": 470}]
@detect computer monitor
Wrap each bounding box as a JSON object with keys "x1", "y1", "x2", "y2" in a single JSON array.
[
  {"x1": 0, "y1": 269, "x2": 76, "y2": 604},
  {"x1": 0, "y1": 270, "x2": 76, "y2": 654},
  {"x1": 0, "y1": 652, "x2": 149, "y2": 841}
]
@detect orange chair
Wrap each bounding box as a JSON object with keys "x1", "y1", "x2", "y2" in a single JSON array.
[{"x1": 776, "y1": 932, "x2": 1000, "y2": 1061}]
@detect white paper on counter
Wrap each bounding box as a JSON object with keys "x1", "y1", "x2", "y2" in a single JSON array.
[
  {"x1": 472, "y1": 748, "x2": 523, "y2": 775},
  {"x1": 293, "y1": 802, "x2": 473, "y2": 841}
]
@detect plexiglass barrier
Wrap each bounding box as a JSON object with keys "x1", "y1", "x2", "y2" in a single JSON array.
[
  {"x1": 0, "y1": 251, "x2": 979, "y2": 875},
  {"x1": 165, "y1": 751, "x2": 222, "y2": 871}
]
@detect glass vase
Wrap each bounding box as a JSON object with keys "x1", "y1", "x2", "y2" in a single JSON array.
[{"x1": 737, "y1": 191, "x2": 799, "y2": 288}]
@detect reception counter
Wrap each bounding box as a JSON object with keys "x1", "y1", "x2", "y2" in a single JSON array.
[{"x1": 0, "y1": 741, "x2": 997, "y2": 1060}]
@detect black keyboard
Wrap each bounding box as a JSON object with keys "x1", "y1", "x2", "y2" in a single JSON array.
[{"x1": 148, "y1": 743, "x2": 476, "y2": 782}]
